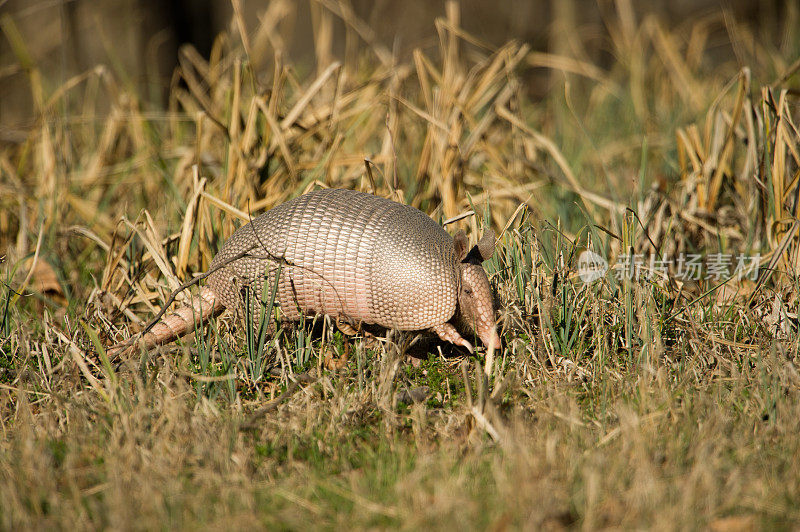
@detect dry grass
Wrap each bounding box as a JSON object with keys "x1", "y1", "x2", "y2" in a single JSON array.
[{"x1": 2, "y1": 0, "x2": 800, "y2": 529}]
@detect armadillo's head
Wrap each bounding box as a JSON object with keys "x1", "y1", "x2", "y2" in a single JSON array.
[{"x1": 454, "y1": 230, "x2": 501, "y2": 352}]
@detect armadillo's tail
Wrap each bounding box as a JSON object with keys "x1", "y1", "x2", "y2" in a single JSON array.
[{"x1": 107, "y1": 286, "x2": 223, "y2": 359}]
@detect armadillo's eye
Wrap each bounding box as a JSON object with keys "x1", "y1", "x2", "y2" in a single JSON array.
[{"x1": 464, "y1": 287, "x2": 473, "y2": 295}]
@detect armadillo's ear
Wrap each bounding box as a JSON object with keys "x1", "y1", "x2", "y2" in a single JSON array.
[
  {"x1": 476, "y1": 229, "x2": 495, "y2": 261},
  {"x1": 454, "y1": 230, "x2": 469, "y2": 261}
]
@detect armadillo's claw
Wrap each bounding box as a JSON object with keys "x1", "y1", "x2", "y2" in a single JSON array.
[
  {"x1": 432, "y1": 323, "x2": 473, "y2": 353},
  {"x1": 457, "y1": 338, "x2": 474, "y2": 354}
]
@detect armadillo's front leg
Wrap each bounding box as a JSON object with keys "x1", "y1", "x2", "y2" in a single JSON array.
[{"x1": 432, "y1": 323, "x2": 473, "y2": 353}]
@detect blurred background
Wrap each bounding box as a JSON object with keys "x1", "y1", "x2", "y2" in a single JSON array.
[
  {"x1": 1, "y1": 0, "x2": 798, "y2": 273},
  {"x1": 0, "y1": 0, "x2": 791, "y2": 137}
]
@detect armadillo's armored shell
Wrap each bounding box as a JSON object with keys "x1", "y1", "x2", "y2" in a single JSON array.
[{"x1": 206, "y1": 189, "x2": 460, "y2": 331}]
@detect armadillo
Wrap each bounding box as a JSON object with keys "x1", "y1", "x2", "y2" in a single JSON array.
[{"x1": 113, "y1": 189, "x2": 500, "y2": 355}]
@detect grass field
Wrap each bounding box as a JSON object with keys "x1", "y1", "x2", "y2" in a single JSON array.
[{"x1": 2, "y1": 1, "x2": 800, "y2": 529}]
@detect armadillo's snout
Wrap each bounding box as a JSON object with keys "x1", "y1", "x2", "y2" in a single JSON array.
[
  {"x1": 459, "y1": 262, "x2": 500, "y2": 352},
  {"x1": 480, "y1": 326, "x2": 502, "y2": 353}
]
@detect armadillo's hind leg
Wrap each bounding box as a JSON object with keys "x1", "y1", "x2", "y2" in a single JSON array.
[
  {"x1": 322, "y1": 317, "x2": 358, "y2": 370},
  {"x1": 324, "y1": 340, "x2": 350, "y2": 371},
  {"x1": 432, "y1": 323, "x2": 473, "y2": 354},
  {"x1": 335, "y1": 317, "x2": 359, "y2": 336}
]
